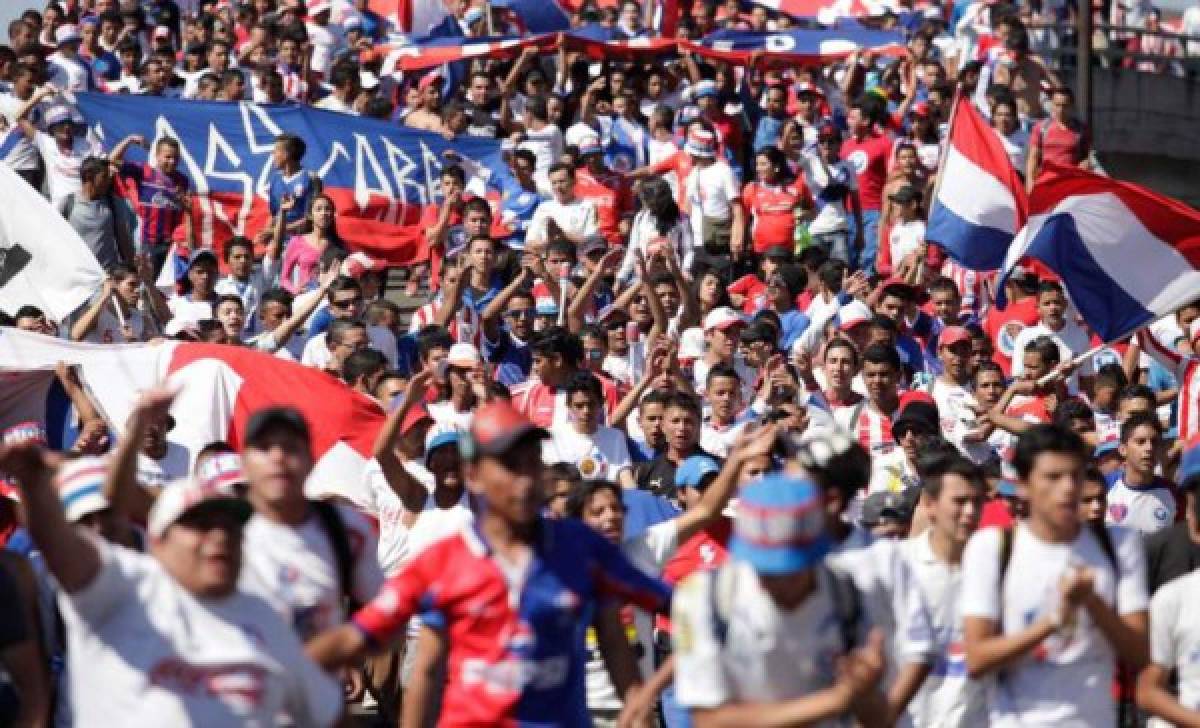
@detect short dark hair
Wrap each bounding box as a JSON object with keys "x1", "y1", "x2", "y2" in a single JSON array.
[
  {"x1": 260, "y1": 287, "x2": 293, "y2": 312},
  {"x1": 861, "y1": 342, "x2": 901, "y2": 371},
  {"x1": 531, "y1": 327, "x2": 583, "y2": 367},
  {"x1": 921, "y1": 452, "x2": 987, "y2": 499},
  {"x1": 548, "y1": 162, "x2": 574, "y2": 178},
  {"x1": 663, "y1": 391, "x2": 701, "y2": 419},
  {"x1": 342, "y1": 347, "x2": 388, "y2": 385},
  {"x1": 417, "y1": 326, "x2": 454, "y2": 361},
  {"x1": 275, "y1": 132, "x2": 306, "y2": 161},
  {"x1": 1052, "y1": 398, "x2": 1094, "y2": 429},
  {"x1": 1012, "y1": 424, "x2": 1087, "y2": 480},
  {"x1": 824, "y1": 337, "x2": 860, "y2": 365},
  {"x1": 565, "y1": 479, "x2": 624, "y2": 519},
  {"x1": 1037, "y1": 280, "x2": 1065, "y2": 298},
  {"x1": 1025, "y1": 335, "x2": 1061, "y2": 368},
  {"x1": 1094, "y1": 363, "x2": 1128, "y2": 391},
  {"x1": 327, "y1": 317, "x2": 366, "y2": 346},
  {"x1": 706, "y1": 363, "x2": 741, "y2": 387},
  {"x1": 1118, "y1": 384, "x2": 1157, "y2": 408},
  {"x1": 564, "y1": 370, "x2": 603, "y2": 404},
  {"x1": 223, "y1": 236, "x2": 253, "y2": 261},
  {"x1": 326, "y1": 276, "x2": 362, "y2": 302},
  {"x1": 441, "y1": 164, "x2": 466, "y2": 186},
  {"x1": 1120, "y1": 411, "x2": 1162, "y2": 443},
  {"x1": 215, "y1": 293, "x2": 244, "y2": 312},
  {"x1": 79, "y1": 156, "x2": 109, "y2": 184}
]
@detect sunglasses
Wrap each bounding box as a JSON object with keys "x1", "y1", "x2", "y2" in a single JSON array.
[
  {"x1": 331, "y1": 297, "x2": 362, "y2": 309},
  {"x1": 505, "y1": 309, "x2": 535, "y2": 320}
]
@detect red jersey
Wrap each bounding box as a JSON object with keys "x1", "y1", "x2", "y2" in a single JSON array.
[
  {"x1": 742, "y1": 180, "x2": 811, "y2": 253},
  {"x1": 840, "y1": 130, "x2": 893, "y2": 211},
  {"x1": 728, "y1": 274, "x2": 767, "y2": 314},
  {"x1": 983, "y1": 295, "x2": 1040, "y2": 376},
  {"x1": 510, "y1": 376, "x2": 620, "y2": 428},
  {"x1": 575, "y1": 167, "x2": 634, "y2": 246},
  {"x1": 656, "y1": 518, "x2": 732, "y2": 632},
  {"x1": 978, "y1": 498, "x2": 1015, "y2": 530},
  {"x1": 1032, "y1": 118, "x2": 1091, "y2": 168}
]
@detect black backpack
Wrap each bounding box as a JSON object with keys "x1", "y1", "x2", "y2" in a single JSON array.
[{"x1": 309, "y1": 499, "x2": 359, "y2": 610}]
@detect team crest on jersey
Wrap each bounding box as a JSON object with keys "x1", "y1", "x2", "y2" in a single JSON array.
[
  {"x1": 1154, "y1": 507, "x2": 1169, "y2": 523},
  {"x1": 847, "y1": 149, "x2": 868, "y2": 174},
  {"x1": 610, "y1": 154, "x2": 634, "y2": 173},
  {"x1": 997, "y1": 321, "x2": 1025, "y2": 357},
  {"x1": 1109, "y1": 503, "x2": 1129, "y2": 522}
]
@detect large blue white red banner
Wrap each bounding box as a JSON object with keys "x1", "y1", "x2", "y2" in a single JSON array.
[
  {"x1": 379, "y1": 26, "x2": 904, "y2": 71},
  {"x1": 75, "y1": 93, "x2": 505, "y2": 265}
]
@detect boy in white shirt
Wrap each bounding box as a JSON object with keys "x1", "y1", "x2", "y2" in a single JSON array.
[
  {"x1": 545, "y1": 371, "x2": 635, "y2": 487},
  {"x1": 901, "y1": 454, "x2": 989, "y2": 727},
  {"x1": 527, "y1": 162, "x2": 598, "y2": 247},
  {"x1": 682, "y1": 127, "x2": 745, "y2": 257},
  {"x1": 961, "y1": 423, "x2": 1149, "y2": 728},
  {"x1": 672, "y1": 473, "x2": 890, "y2": 725}
]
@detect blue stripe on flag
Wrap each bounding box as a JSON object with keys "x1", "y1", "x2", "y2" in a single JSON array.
[
  {"x1": 1021, "y1": 213, "x2": 1152, "y2": 341},
  {"x1": 927, "y1": 201, "x2": 1014, "y2": 271}
]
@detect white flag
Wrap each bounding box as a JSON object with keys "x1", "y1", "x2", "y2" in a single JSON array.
[{"x1": 0, "y1": 162, "x2": 104, "y2": 322}]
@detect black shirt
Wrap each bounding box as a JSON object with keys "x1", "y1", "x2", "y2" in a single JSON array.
[
  {"x1": 634, "y1": 446, "x2": 719, "y2": 501},
  {"x1": 463, "y1": 99, "x2": 502, "y2": 139},
  {"x1": 1144, "y1": 522, "x2": 1200, "y2": 594}
]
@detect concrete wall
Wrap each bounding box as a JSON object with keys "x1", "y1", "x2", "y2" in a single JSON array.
[{"x1": 1091, "y1": 69, "x2": 1200, "y2": 162}]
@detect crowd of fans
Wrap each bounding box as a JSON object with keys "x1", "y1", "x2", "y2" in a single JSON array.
[{"x1": 1, "y1": 0, "x2": 1200, "y2": 727}]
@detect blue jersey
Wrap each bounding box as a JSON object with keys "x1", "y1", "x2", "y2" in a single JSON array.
[
  {"x1": 267, "y1": 169, "x2": 320, "y2": 226},
  {"x1": 353, "y1": 518, "x2": 671, "y2": 727}
]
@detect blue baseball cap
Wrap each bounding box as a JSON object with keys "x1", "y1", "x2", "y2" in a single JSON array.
[
  {"x1": 995, "y1": 480, "x2": 1018, "y2": 497},
  {"x1": 730, "y1": 474, "x2": 829, "y2": 575},
  {"x1": 676, "y1": 455, "x2": 721, "y2": 490},
  {"x1": 1094, "y1": 438, "x2": 1120, "y2": 459},
  {"x1": 424, "y1": 430, "x2": 460, "y2": 466}
]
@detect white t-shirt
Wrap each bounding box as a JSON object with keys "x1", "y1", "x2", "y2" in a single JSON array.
[
  {"x1": 900, "y1": 530, "x2": 988, "y2": 728},
  {"x1": 1104, "y1": 475, "x2": 1176, "y2": 535},
  {"x1": 299, "y1": 327, "x2": 397, "y2": 370},
  {"x1": 888, "y1": 219, "x2": 926, "y2": 269},
  {"x1": 0, "y1": 92, "x2": 43, "y2": 170},
  {"x1": 239, "y1": 505, "x2": 384, "y2": 641},
  {"x1": 34, "y1": 131, "x2": 100, "y2": 207},
  {"x1": 59, "y1": 539, "x2": 341, "y2": 727},
  {"x1": 544, "y1": 425, "x2": 633, "y2": 482},
  {"x1": 47, "y1": 51, "x2": 93, "y2": 92},
  {"x1": 700, "y1": 418, "x2": 750, "y2": 459},
  {"x1": 828, "y1": 526, "x2": 937, "y2": 688},
  {"x1": 306, "y1": 22, "x2": 344, "y2": 75},
  {"x1": 960, "y1": 522, "x2": 1149, "y2": 727},
  {"x1": 79, "y1": 301, "x2": 148, "y2": 344},
  {"x1": 167, "y1": 296, "x2": 215, "y2": 328},
  {"x1": 426, "y1": 401, "x2": 475, "y2": 433},
  {"x1": 929, "y1": 378, "x2": 994, "y2": 465},
  {"x1": 522, "y1": 124, "x2": 564, "y2": 193},
  {"x1": 361, "y1": 458, "x2": 436, "y2": 575},
  {"x1": 685, "y1": 160, "x2": 739, "y2": 241},
  {"x1": 801, "y1": 153, "x2": 858, "y2": 235},
  {"x1": 1010, "y1": 319, "x2": 1095, "y2": 391},
  {"x1": 1148, "y1": 570, "x2": 1200, "y2": 727},
  {"x1": 672, "y1": 558, "x2": 868, "y2": 722},
  {"x1": 528, "y1": 197, "x2": 598, "y2": 244},
  {"x1": 586, "y1": 519, "x2": 678, "y2": 711}
]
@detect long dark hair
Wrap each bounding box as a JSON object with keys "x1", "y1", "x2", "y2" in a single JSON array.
[{"x1": 637, "y1": 176, "x2": 680, "y2": 236}]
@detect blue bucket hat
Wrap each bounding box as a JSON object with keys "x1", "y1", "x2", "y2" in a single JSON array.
[
  {"x1": 676, "y1": 455, "x2": 721, "y2": 490},
  {"x1": 424, "y1": 430, "x2": 461, "y2": 466},
  {"x1": 730, "y1": 474, "x2": 829, "y2": 575}
]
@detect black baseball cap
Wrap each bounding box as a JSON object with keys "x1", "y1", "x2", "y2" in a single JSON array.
[{"x1": 243, "y1": 406, "x2": 311, "y2": 449}]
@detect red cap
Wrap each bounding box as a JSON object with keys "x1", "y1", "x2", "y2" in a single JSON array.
[
  {"x1": 939, "y1": 325, "x2": 971, "y2": 348},
  {"x1": 467, "y1": 401, "x2": 547, "y2": 459},
  {"x1": 399, "y1": 403, "x2": 433, "y2": 436}
]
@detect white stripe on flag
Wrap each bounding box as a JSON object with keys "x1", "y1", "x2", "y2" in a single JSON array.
[
  {"x1": 1045, "y1": 192, "x2": 1200, "y2": 314},
  {"x1": 937, "y1": 145, "x2": 1020, "y2": 234}
]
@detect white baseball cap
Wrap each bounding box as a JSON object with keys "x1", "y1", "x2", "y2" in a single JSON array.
[
  {"x1": 446, "y1": 342, "x2": 481, "y2": 368},
  {"x1": 703, "y1": 306, "x2": 745, "y2": 333},
  {"x1": 147, "y1": 477, "x2": 251, "y2": 540},
  {"x1": 835, "y1": 301, "x2": 873, "y2": 332}
]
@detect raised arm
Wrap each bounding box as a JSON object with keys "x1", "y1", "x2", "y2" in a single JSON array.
[
  {"x1": 135, "y1": 253, "x2": 171, "y2": 327},
  {"x1": 15, "y1": 85, "x2": 56, "y2": 138},
  {"x1": 482, "y1": 261, "x2": 535, "y2": 339},
  {"x1": 674, "y1": 424, "x2": 776, "y2": 544},
  {"x1": 0, "y1": 444, "x2": 101, "y2": 594},
  {"x1": 372, "y1": 369, "x2": 436, "y2": 513},
  {"x1": 108, "y1": 133, "x2": 147, "y2": 165},
  {"x1": 70, "y1": 279, "x2": 116, "y2": 341},
  {"x1": 567, "y1": 250, "x2": 623, "y2": 333},
  {"x1": 105, "y1": 388, "x2": 174, "y2": 524},
  {"x1": 264, "y1": 267, "x2": 338, "y2": 351}
]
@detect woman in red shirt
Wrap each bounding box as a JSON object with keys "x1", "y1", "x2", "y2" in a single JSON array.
[{"x1": 741, "y1": 147, "x2": 813, "y2": 255}]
